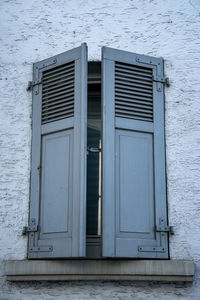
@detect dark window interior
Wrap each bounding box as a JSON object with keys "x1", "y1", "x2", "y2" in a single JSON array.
[{"x1": 86, "y1": 62, "x2": 102, "y2": 257}]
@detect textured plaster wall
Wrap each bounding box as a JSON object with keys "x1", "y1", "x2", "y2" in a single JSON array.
[{"x1": 0, "y1": 0, "x2": 200, "y2": 299}]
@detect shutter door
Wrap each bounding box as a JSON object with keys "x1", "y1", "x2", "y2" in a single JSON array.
[
  {"x1": 28, "y1": 44, "x2": 87, "y2": 258},
  {"x1": 102, "y1": 47, "x2": 168, "y2": 258}
]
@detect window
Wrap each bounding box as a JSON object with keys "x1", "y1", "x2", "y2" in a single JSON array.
[{"x1": 28, "y1": 43, "x2": 168, "y2": 259}]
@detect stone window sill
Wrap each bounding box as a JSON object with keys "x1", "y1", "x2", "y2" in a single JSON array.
[{"x1": 5, "y1": 259, "x2": 194, "y2": 282}]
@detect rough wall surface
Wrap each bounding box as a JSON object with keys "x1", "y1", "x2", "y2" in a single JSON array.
[{"x1": 0, "y1": 0, "x2": 200, "y2": 299}]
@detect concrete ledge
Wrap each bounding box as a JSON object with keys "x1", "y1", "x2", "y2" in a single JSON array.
[{"x1": 5, "y1": 260, "x2": 195, "y2": 282}]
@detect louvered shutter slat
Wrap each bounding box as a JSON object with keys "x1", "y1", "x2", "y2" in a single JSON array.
[
  {"x1": 41, "y1": 62, "x2": 75, "y2": 125},
  {"x1": 115, "y1": 61, "x2": 152, "y2": 73},
  {"x1": 115, "y1": 87, "x2": 153, "y2": 99},
  {"x1": 42, "y1": 107, "x2": 74, "y2": 119},
  {"x1": 43, "y1": 78, "x2": 74, "y2": 93},
  {"x1": 116, "y1": 105, "x2": 153, "y2": 116},
  {"x1": 115, "y1": 93, "x2": 153, "y2": 104},
  {"x1": 43, "y1": 69, "x2": 74, "y2": 83},
  {"x1": 115, "y1": 62, "x2": 153, "y2": 123},
  {"x1": 42, "y1": 88, "x2": 74, "y2": 100},
  {"x1": 115, "y1": 68, "x2": 152, "y2": 78},
  {"x1": 42, "y1": 92, "x2": 74, "y2": 104},
  {"x1": 42, "y1": 96, "x2": 74, "y2": 107},
  {"x1": 115, "y1": 78, "x2": 153, "y2": 88},
  {"x1": 42, "y1": 101, "x2": 74, "y2": 112},
  {"x1": 42, "y1": 62, "x2": 74, "y2": 77},
  {"x1": 42, "y1": 84, "x2": 74, "y2": 98},
  {"x1": 115, "y1": 81, "x2": 153, "y2": 92},
  {"x1": 116, "y1": 99, "x2": 152, "y2": 109}
]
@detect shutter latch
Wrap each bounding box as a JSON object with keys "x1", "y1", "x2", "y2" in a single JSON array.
[
  {"x1": 87, "y1": 146, "x2": 101, "y2": 153},
  {"x1": 153, "y1": 76, "x2": 170, "y2": 87},
  {"x1": 26, "y1": 78, "x2": 43, "y2": 91}
]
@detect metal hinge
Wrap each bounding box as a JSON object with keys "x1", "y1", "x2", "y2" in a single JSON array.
[
  {"x1": 22, "y1": 225, "x2": 38, "y2": 235},
  {"x1": 24, "y1": 219, "x2": 53, "y2": 253},
  {"x1": 153, "y1": 76, "x2": 170, "y2": 87},
  {"x1": 155, "y1": 217, "x2": 174, "y2": 235},
  {"x1": 155, "y1": 225, "x2": 174, "y2": 235},
  {"x1": 87, "y1": 146, "x2": 101, "y2": 153},
  {"x1": 26, "y1": 78, "x2": 43, "y2": 91},
  {"x1": 22, "y1": 218, "x2": 38, "y2": 235},
  {"x1": 138, "y1": 218, "x2": 174, "y2": 253}
]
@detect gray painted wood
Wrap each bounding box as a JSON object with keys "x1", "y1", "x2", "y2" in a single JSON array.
[
  {"x1": 41, "y1": 117, "x2": 74, "y2": 135},
  {"x1": 116, "y1": 118, "x2": 154, "y2": 133},
  {"x1": 29, "y1": 43, "x2": 88, "y2": 258},
  {"x1": 71, "y1": 45, "x2": 88, "y2": 257},
  {"x1": 102, "y1": 58, "x2": 115, "y2": 257},
  {"x1": 102, "y1": 46, "x2": 168, "y2": 258},
  {"x1": 116, "y1": 130, "x2": 154, "y2": 235},
  {"x1": 40, "y1": 130, "x2": 72, "y2": 235}
]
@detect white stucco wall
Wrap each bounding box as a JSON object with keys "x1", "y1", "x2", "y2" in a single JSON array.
[{"x1": 0, "y1": 0, "x2": 200, "y2": 299}]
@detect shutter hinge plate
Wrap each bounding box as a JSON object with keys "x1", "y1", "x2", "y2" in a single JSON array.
[
  {"x1": 40, "y1": 58, "x2": 57, "y2": 69},
  {"x1": 30, "y1": 246, "x2": 53, "y2": 252},
  {"x1": 138, "y1": 245, "x2": 166, "y2": 253},
  {"x1": 22, "y1": 218, "x2": 38, "y2": 235},
  {"x1": 156, "y1": 225, "x2": 174, "y2": 235},
  {"x1": 22, "y1": 225, "x2": 38, "y2": 235},
  {"x1": 26, "y1": 78, "x2": 43, "y2": 91},
  {"x1": 153, "y1": 76, "x2": 170, "y2": 87}
]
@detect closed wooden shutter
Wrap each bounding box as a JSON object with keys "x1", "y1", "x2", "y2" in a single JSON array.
[
  {"x1": 102, "y1": 47, "x2": 168, "y2": 258},
  {"x1": 28, "y1": 44, "x2": 88, "y2": 258}
]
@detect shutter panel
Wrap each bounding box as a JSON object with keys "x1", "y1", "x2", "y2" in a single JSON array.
[
  {"x1": 28, "y1": 44, "x2": 88, "y2": 258},
  {"x1": 102, "y1": 47, "x2": 168, "y2": 258}
]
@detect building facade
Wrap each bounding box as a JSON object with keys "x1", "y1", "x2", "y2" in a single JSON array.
[{"x1": 0, "y1": 0, "x2": 200, "y2": 299}]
